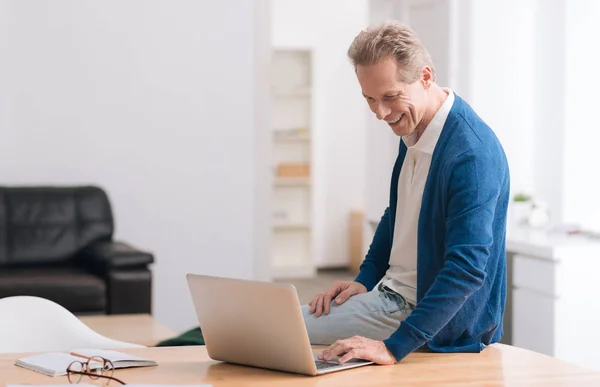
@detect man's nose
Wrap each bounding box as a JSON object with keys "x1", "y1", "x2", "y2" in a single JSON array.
[{"x1": 374, "y1": 103, "x2": 391, "y2": 120}]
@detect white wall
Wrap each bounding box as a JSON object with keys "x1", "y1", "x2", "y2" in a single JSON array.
[
  {"x1": 534, "y1": 0, "x2": 567, "y2": 224},
  {"x1": 528, "y1": 0, "x2": 600, "y2": 229},
  {"x1": 0, "y1": 0, "x2": 270, "y2": 332},
  {"x1": 466, "y1": 0, "x2": 537, "y2": 199},
  {"x1": 272, "y1": 0, "x2": 369, "y2": 267},
  {"x1": 564, "y1": 0, "x2": 600, "y2": 229},
  {"x1": 253, "y1": 0, "x2": 273, "y2": 282}
]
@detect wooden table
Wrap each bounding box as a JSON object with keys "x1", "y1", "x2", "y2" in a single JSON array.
[
  {"x1": 3, "y1": 344, "x2": 600, "y2": 386},
  {"x1": 79, "y1": 314, "x2": 176, "y2": 347}
]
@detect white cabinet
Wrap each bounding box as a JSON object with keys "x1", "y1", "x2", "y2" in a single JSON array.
[
  {"x1": 512, "y1": 254, "x2": 557, "y2": 357},
  {"x1": 508, "y1": 227, "x2": 600, "y2": 371}
]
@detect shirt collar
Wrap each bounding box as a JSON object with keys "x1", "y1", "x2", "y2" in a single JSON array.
[{"x1": 402, "y1": 88, "x2": 455, "y2": 154}]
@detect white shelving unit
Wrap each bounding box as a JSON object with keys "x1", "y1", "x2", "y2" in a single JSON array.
[{"x1": 270, "y1": 49, "x2": 314, "y2": 279}]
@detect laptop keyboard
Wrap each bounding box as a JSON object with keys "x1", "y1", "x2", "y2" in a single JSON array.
[{"x1": 315, "y1": 360, "x2": 344, "y2": 370}]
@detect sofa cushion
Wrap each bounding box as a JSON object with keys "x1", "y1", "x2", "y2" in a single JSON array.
[
  {"x1": 0, "y1": 186, "x2": 114, "y2": 266},
  {"x1": 0, "y1": 266, "x2": 107, "y2": 313}
]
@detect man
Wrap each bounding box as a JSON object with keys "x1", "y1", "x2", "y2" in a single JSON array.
[{"x1": 302, "y1": 20, "x2": 510, "y2": 365}]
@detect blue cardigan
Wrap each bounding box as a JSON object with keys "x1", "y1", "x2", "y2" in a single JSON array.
[{"x1": 355, "y1": 94, "x2": 510, "y2": 361}]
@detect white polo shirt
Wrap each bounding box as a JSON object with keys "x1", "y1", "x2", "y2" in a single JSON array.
[{"x1": 381, "y1": 88, "x2": 454, "y2": 306}]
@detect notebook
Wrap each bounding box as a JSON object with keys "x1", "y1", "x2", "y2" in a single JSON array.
[
  {"x1": 8, "y1": 385, "x2": 213, "y2": 387},
  {"x1": 15, "y1": 349, "x2": 157, "y2": 377},
  {"x1": 70, "y1": 349, "x2": 158, "y2": 369}
]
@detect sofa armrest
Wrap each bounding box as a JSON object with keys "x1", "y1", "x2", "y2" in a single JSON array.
[{"x1": 80, "y1": 240, "x2": 154, "y2": 270}]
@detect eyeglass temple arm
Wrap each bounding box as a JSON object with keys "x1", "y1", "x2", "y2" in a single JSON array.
[{"x1": 68, "y1": 371, "x2": 126, "y2": 385}]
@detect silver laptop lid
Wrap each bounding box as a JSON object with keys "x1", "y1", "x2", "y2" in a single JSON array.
[{"x1": 186, "y1": 274, "x2": 318, "y2": 375}]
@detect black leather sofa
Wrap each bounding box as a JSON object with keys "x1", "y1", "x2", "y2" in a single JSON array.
[{"x1": 0, "y1": 185, "x2": 154, "y2": 315}]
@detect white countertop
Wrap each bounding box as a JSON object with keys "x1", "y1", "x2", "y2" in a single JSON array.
[{"x1": 506, "y1": 224, "x2": 600, "y2": 260}]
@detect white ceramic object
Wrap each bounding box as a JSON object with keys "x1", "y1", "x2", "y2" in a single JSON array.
[{"x1": 0, "y1": 296, "x2": 144, "y2": 354}]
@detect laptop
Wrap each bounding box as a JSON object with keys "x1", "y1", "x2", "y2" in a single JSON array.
[{"x1": 186, "y1": 274, "x2": 374, "y2": 376}]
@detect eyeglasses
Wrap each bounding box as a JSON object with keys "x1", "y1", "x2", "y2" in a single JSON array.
[{"x1": 67, "y1": 356, "x2": 125, "y2": 386}]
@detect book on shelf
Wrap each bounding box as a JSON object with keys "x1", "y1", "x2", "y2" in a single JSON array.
[
  {"x1": 273, "y1": 128, "x2": 310, "y2": 140},
  {"x1": 276, "y1": 163, "x2": 310, "y2": 178}
]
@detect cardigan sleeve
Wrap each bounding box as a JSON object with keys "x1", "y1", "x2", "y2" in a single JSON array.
[
  {"x1": 354, "y1": 207, "x2": 392, "y2": 291},
  {"x1": 383, "y1": 148, "x2": 506, "y2": 361}
]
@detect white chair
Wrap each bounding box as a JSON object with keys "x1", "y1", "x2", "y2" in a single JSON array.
[{"x1": 0, "y1": 296, "x2": 145, "y2": 354}]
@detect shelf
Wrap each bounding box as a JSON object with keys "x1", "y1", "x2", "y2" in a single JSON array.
[
  {"x1": 270, "y1": 48, "x2": 313, "y2": 280},
  {"x1": 273, "y1": 223, "x2": 311, "y2": 231},
  {"x1": 273, "y1": 134, "x2": 311, "y2": 142},
  {"x1": 274, "y1": 177, "x2": 311, "y2": 186},
  {"x1": 273, "y1": 128, "x2": 311, "y2": 143}
]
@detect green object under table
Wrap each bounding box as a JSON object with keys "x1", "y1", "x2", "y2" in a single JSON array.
[{"x1": 155, "y1": 326, "x2": 205, "y2": 347}]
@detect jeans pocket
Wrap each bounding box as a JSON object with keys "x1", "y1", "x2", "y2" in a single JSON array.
[{"x1": 377, "y1": 283, "x2": 409, "y2": 311}]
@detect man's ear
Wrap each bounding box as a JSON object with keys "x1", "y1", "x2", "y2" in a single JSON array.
[{"x1": 421, "y1": 66, "x2": 434, "y2": 89}]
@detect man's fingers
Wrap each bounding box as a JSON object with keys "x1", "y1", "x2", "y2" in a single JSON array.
[
  {"x1": 335, "y1": 288, "x2": 354, "y2": 304},
  {"x1": 319, "y1": 341, "x2": 341, "y2": 361},
  {"x1": 323, "y1": 284, "x2": 342, "y2": 302},
  {"x1": 308, "y1": 297, "x2": 317, "y2": 314},
  {"x1": 323, "y1": 293, "x2": 333, "y2": 315},
  {"x1": 339, "y1": 349, "x2": 364, "y2": 364},
  {"x1": 315, "y1": 295, "x2": 324, "y2": 317},
  {"x1": 321, "y1": 337, "x2": 396, "y2": 366},
  {"x1": 321, "y1": 338, "x2": 354, "y2": 361}
]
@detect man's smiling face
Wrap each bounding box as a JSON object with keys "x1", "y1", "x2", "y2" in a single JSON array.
[{"x1": 357, "y1": 57, "x2": 429, "y2": 137}]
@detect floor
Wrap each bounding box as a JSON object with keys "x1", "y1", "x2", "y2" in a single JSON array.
[{"x1": 275, "y1": 268, "x2": 356, "y2": 305}]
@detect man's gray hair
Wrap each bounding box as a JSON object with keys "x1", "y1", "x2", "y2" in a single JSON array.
[{"x1": 347, "y1": 20, "x2": 436, "y2": 83}]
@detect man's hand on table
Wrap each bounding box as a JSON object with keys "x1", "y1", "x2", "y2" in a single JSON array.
[{"x1": 318, "y1": 336, "x2": 397, "y2": 365}]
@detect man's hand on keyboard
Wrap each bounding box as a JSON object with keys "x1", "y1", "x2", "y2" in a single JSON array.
[{"x1": 318, "y1": 336, "x2": 396, "y2": 365}]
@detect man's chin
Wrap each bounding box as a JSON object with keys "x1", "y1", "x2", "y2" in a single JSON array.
[
  {"x1": 388, "y1": 119, "x2": 414, "y2": 136},
  {"x1": 391, "y1": 126, "x2": 412, "y2": 137}
]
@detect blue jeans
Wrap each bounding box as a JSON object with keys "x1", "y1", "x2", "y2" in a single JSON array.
[{"x1": 301, "y1": 283, "x2": 415, "y2": 345}]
